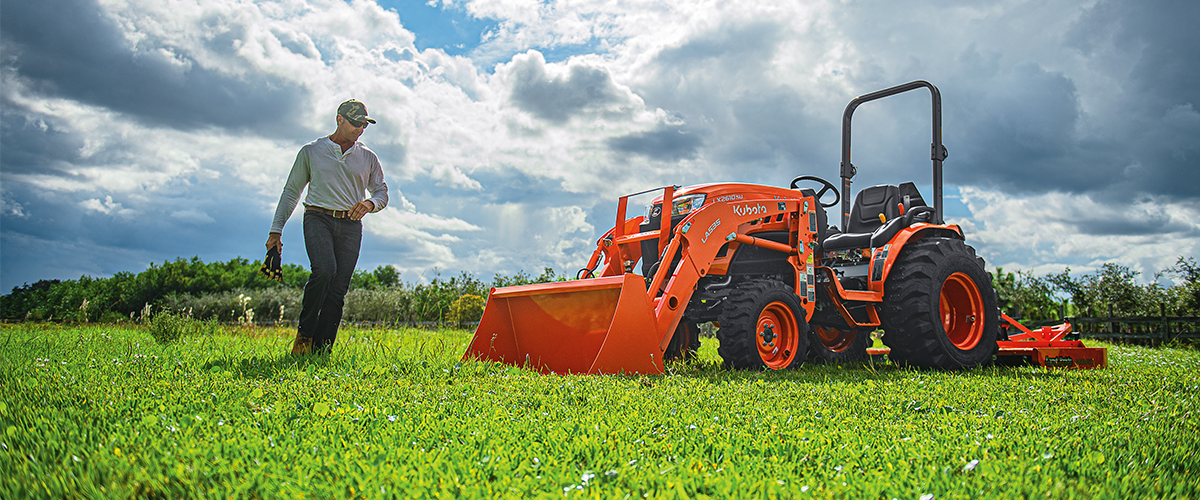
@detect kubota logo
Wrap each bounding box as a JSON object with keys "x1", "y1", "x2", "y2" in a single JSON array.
[{"x1": 734, "y1": 203, "x2": 769, "y2": 217}]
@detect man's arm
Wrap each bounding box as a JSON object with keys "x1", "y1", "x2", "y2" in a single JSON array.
[
  {"x1": 265, "y1": 232, "x2": 282, "y2": 251},
  {"x1": 350, "y1": 154, "x2": 388, "y2": 220},
  {"x1": 267, "y1": 147, "x2": 312, "y2": 247},
  {"x1": 365, "y1": 155, "x2": 388, "y2": 212},
  {"x1": 348, "y1": 200, "x2": 374, "y2": 221}
]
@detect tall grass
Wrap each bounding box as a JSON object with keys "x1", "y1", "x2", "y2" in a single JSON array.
[{"x1": 1, "y1": 323, "x2": 1197, "y2": 498}]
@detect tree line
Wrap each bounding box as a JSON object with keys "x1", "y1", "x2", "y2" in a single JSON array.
[
  {"x1": 992, "y1": 257, "x2": 1199, "y2": 321},
  {"x1": 2, "y1": 254, "x2": 1196, "y2": 326},
  {"x1": 0, "y1": 256, "x2": 564, "y2": 325}
]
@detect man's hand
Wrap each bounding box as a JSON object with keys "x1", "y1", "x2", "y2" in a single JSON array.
[
  {"x1": 266, "y1": 233, "x2": 283, "y2": 252},
  {"x1": 349, "y1": 200, "x2": 375, "y2": 221}
]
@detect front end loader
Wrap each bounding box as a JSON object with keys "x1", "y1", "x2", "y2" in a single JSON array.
[{"x1": 462, "y1": 80, "x2": 1105, "y2": 374}]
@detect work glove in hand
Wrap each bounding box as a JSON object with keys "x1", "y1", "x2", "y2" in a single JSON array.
[{"x1": 258, "y1": 247, "x2": 283, "y2": 282}]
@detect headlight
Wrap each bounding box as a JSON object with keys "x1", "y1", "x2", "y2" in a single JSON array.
[
  {"x1": 671, "y1": 194, "x2": 707, "y2": 216},
  {"x1": 646, "y1": 194, "x2": 707, "y2": 221}
]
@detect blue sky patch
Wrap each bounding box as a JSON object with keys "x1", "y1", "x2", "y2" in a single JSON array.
[{"x1": 379, "y1": 0, "x2": 498, "y2": 55}]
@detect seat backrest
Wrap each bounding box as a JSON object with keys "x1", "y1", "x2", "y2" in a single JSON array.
[
  {"x1": 846, "y1": 184, "x2": 900, "y2": 234},
  {"x1": 897, "y1": 181, "x2": 927, "y2": 210}
]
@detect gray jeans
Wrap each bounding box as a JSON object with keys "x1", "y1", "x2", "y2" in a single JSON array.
[{"x1": 299, "y1": 210, "x2": 362, "y2": 353}]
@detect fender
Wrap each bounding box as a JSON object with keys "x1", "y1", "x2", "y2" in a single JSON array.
[{"x1": 867, "y1": 223, "x2": 964, "y2": 294}]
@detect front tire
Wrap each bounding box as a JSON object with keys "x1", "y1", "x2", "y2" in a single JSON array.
[
  {"x1": 717, "y1": 280, "x2": 808, "y2": 370},
  {"x1": 664, "y1": 321, "x2": 701, "y2": 361},
  {"x1": 880, "y1": 237, "x2": 998, "y2": 370}
]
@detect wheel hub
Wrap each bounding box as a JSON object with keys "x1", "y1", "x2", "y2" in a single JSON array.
[
  {"x1": 940, "y1": 272, "x2": 985, "y2": 350},
  {"x1": 760, "y1": 324, "x2": 777, "y2": 347},
  {"x1": 756, "y1": 301, "x2": 799, "y2": 369}
]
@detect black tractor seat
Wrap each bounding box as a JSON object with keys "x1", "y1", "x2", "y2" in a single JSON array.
[{"x1": 821, "y1": 182, "x2": 932, "y2": 252}]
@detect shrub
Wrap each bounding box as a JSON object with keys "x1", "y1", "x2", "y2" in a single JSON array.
[
  {"x1": 446, "y1": 294, "x2": 486, "y2": 326},
  {"x1": 143, "y1": 311, "x2": 216, "y2": 344},
  {"x1": 248, "y1": 287, "x2": 303, "y2": 323},
  {"x1": 343, "y1": 287, "x2": 410, "y2": 323},
  {"x1": 160, "y1": 288, "x2": 303, "y2": 323},
  {"x1": 0, "y1": 257, "x2": 579, "y2": 326}
]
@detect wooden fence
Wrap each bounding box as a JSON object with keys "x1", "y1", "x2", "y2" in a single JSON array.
[
  {"x1": 1008, "y1": 302, "x2": 1199, "y2": 344},
  {"x1": 1068, "y1": 315, "x2": 1200, "y2": 344}
]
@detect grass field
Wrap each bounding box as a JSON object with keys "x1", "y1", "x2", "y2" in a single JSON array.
[{"x1": 1, "y1": 322, "x2": 1197, "y2": 499}]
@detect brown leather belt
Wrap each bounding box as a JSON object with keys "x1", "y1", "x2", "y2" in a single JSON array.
[{"x1": 306, "y1": 206, "x2": 351, "y2": 218}]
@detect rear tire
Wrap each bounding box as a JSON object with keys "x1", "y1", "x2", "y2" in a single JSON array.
[
  {"x1": 880, "y1": 237, "x2": 998, "y2": 370},
  {"x1": 717, "y1": 280, "x2": 808, "y2": 370}
]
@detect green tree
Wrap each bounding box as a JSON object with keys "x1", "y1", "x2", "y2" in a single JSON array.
[
  {"x1": 350, "y1": 269, "x2": 381, "y2": 290},
  {"x1": 1160, "y1": 256, "x2": 1200, "y2": 316},
  {"x1": 280, "y1": 263, "x2": 310, "y2": 288},
  {"x1": 1048, "y1": 262, "x2": 1167, "y2": 318},
  {"x1": 1089, "y1": 263, "x2": 1150, "y2": 317},
  {"x1": 992, "y1": 267, "x2": 1062, "y2": 320},
  {"x1": 493, "y1": 270, "x2": 534, "y2": 288},
  {"x1": 492, "y1": 267, "x2": 565, "y2": 288},
  {"x1": 372, "y1": 265, "x2": 401, "y2": 288}
]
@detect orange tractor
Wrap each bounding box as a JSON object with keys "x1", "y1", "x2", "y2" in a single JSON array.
[{"x1": 463, "y1": 81, "x2": 1106, "y2": 374}]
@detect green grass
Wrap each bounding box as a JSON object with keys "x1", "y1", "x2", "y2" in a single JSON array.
[{"x1": 1, "y1": 323, "x2": 1197, "y2": 499}]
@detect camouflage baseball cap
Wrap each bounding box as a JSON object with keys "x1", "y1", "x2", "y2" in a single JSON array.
[{"x1": 337, "y1": 99, "x2": 376, "y2": 124}]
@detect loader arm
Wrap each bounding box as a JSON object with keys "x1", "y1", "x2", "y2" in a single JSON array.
[{"x1": 646, "y1": 197, "x2": 819, "y2": 351}]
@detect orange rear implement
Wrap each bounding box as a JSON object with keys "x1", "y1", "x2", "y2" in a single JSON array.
[
  {"x1": 866, "y1": 314, "x2": 1108, "y2": 369},
  {"x1": 994, "y1": 313, "x2": 1108, "y2": 369}
]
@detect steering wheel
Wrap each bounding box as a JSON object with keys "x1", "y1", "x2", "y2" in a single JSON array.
[{"x1": 789, "y1": 175, "x2": 840, "y2": 208}]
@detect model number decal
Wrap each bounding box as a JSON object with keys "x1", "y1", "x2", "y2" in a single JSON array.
[{"x1": 714, "y1": 194, "x2": 744, "y2": 203}]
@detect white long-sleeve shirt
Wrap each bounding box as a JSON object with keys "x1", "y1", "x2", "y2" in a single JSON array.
[{"x1": 270, "y1": 137, "x2": 389, "y2": 233}]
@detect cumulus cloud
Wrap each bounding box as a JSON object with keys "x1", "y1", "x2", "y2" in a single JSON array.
[
  {"x1": 0, "y1": 193, "x2": 26, "y2": 218},
  {"x1": 506, "y1": 50, "x2": 638, "y2": 123},
  {"x1": 956, "y1": 186, "x2": 1200, "y2": 278},
  {"x1": 362, "y1": 192, "x2": 482, "y2": 269},
  {"x1": 0, "y1": 0, "x2": 308, "y2": 134},
  {"x1": 170, "y1": 209, "x2": 217, "y2": 225},
  {"x1": 81, "y1": 196, "x2": 134, "y2": 217},
  {"x1": 607, "y1": 123, "x2": 703, "y2": 161}
]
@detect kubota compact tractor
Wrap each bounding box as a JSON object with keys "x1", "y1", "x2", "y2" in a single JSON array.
[{"x1": 463, "y1": 80, "x2": 1106, "y2": 374}]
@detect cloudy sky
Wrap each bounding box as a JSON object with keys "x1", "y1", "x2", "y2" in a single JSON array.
[{"x1": 2, "y1": 0, "x2": 1197, "y2": 292}]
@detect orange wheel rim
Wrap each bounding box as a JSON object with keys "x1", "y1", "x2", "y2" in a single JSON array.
[
  {"x1": 939, "y1": 272, "x2": 984, "y2": 350},
  {"x1": 757, "y1": 301, "x2": 799, "y2": 369},
  {"x1": 814, "y1": 325, "x2": 857, "y2": 352}
]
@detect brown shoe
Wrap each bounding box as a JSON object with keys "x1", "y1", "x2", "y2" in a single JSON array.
[{"x1": 291, "y1": 335, "x2": 313, "y2": 355}]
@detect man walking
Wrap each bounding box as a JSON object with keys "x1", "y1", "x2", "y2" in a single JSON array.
[{"x1": 267, "y1": 99, "x2": 388, "y2": 355}]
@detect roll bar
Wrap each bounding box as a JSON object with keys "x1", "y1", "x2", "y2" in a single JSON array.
[{"x1": 839, "y1": 80, "x2": 946, "y2": 227}]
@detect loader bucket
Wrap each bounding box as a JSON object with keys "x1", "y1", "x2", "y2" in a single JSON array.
[{"x1": 461, "y1": 274, "x2": 666, "y2": 375}]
